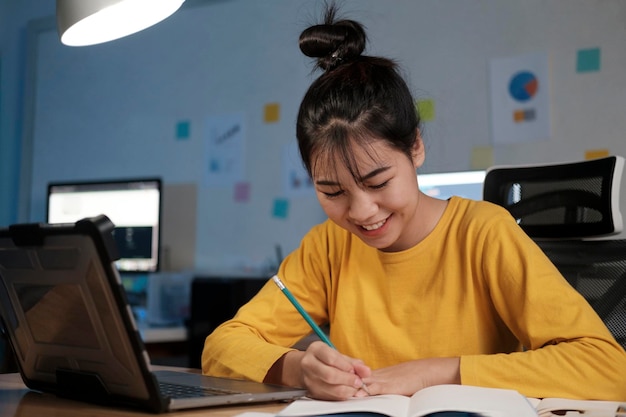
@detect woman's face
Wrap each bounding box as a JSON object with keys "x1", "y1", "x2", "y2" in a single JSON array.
[{"x1": 312, "y1": 137, "x2": 425, "y2": 252}]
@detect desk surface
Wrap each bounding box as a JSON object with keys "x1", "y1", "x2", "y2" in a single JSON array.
[{"x1": 0, "y1": 367, "x2": 286, "y2": 417}]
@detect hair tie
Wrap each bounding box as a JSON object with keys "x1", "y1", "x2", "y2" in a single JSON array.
[{"x1": 328, "y1": 50, "x2": 343, "y2": 70}]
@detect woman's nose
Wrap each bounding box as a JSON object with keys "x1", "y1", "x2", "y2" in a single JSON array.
[{"x1": 348, "y1": 191, "x2": 378, "y2": 222}]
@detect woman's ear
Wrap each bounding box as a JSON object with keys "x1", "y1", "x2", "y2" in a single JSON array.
[{"x1": 412, "y1": 130, "x2": 426, "y2": 169}]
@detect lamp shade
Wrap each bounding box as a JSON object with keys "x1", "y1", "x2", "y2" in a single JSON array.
[{"x1": 56, "y1": 0, "x2": 185, "y2": 46}]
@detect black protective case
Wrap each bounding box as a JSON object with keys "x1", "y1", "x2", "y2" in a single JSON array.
[{"x1": 0, "y1": 215, "x2": 168, "y2": 412}]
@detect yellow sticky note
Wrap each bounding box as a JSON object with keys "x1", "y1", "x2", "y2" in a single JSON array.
[
  {"x1": 471, "y1": 146, "x2": 494, "y2": 170},
  {"x1": 585, "y1": 149, "x2": 609, "y2": 160},
  {"x1": 264, "y1": 103, "x2": 280, "y2": 123},
  {"x1": 416, "y1": 99, "x2": 435, "y2": 122}
]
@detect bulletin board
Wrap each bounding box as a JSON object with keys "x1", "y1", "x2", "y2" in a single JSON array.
[{"x1": 21, "y1": 0, "x2": 626, "y2": 271}]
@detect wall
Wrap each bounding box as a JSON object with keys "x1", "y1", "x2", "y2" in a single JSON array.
[
  {"x1": 11, "y1": 0, "x2": 626, "y2": 273},
  {"x1": 0, "y1": 0, "x2": 56, "y2": 227}
]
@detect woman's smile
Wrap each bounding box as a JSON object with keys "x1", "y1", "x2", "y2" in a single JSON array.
[{"x1": 360, "y1": 217, "x2": 388, "y2": 231}]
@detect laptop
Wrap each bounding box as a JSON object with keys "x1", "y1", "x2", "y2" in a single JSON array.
[{"x1": 0, "y1": 215, "x2": 306, "y2": 413}]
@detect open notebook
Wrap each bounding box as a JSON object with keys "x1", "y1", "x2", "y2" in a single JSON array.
[{"x1": 0, "y1": 215, "x2": 305, "y2": 413}]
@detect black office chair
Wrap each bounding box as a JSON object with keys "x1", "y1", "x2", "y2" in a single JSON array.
[
  {"x1": 483, "y1": 156, "x2": 626, "y2": 348},
  {"x1": 186, "y1": 276, "x2": 267, "y2": 369},
  {"x1": 483, "y1": 156, "x2": 623, "y2": 239}
]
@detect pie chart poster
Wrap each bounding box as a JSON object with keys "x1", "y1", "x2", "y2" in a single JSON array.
[{"x1": 489, "y1": 52, "x2": 551, "y2": 145}]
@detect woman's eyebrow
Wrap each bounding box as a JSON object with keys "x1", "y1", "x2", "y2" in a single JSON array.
[
  {"x1": 358, "y1": 166, "x2": 390, "y2": 182},
  {"x1": 315, "y1": 166, "x2": 391, "y2": 186},
  {"x1": 315, "y1": 179, "x2": 339, "y2": 186}
]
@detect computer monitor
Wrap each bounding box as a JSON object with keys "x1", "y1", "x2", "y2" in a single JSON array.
[
  {"x1": 47, "y1": 178, "x2": 162, "y2": 273},
  {"x1": 418, "y1": 170, "x2": 486, "y2": 201}
]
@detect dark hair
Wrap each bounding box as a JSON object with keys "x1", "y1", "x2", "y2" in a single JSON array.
[{"x1": 296, "y1": 4, "x2": 421, "y2": 182}]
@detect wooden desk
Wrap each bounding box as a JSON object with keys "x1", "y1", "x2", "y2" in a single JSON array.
[{"x1": 0, "y1": 367, "x2": 286, "y2": 417}]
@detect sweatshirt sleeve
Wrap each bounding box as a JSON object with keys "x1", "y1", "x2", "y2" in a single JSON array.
[
  {"x1": 460, "y1": 208, "x2": 626, "y2": 401},
  {"x1": 201, "y1": 223, "x2": 333, "y2": 382}
]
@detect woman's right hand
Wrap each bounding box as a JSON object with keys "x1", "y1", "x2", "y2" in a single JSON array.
[{"x1": 284, "y1": 341, "x2": 372, "y2": 400}]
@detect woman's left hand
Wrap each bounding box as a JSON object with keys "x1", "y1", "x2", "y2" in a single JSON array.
[{"x1": 361, "y1": 357, "x2": 461, "y2": 396}]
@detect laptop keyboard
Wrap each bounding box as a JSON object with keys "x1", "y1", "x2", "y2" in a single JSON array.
[{"x1": 159, "y1": 382, "x2": 244, "y2": 399}]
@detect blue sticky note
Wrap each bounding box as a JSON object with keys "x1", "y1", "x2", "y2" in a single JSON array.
[
  {"x1": 577, "y1": 48, "x2": 600, "y2": 73},
  {"x1": 272, "y1": 199, "x2": 289, "y2": 219},
  {"x1": 209, "y1": 159, "x2": 220, "y2": 173},
  {"x1": 176, "y1": 120, "x2": 191, "y2": 139}
]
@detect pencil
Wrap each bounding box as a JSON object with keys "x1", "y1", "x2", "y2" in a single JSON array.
[{"x1": 271, "y1": 274, "x2": 371, "y2": 396}]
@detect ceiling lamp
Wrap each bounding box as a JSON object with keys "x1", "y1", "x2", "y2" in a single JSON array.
[{"x1": 56, "y1": 0, "x2": 186, "y2": 47}]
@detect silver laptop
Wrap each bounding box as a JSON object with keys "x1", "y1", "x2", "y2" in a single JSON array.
[{"x1": 0, "y1": 215, "x2": 306, "y2": 413}]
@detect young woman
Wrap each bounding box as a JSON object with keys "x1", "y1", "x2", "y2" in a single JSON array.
[{"x1": 202, "y1": 5, "x2": 626, "y2": 401}]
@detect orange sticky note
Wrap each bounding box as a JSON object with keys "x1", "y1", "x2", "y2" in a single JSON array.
[
  {"x1": 264, "y1": 103, "x2": 280, "y2": 123},
  {"x1": 585, "y1": 149, "x2": 610, "y2": 160},
  {"x1": 513, "y1": 110, "x2": 525, "y2": 123}
]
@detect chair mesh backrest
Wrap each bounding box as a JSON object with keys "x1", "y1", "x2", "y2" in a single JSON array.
[
  {"x1": 484, "y1": 156, "x2": 626, "y2": 348},
  {"x1": 483, "y1": 156, "x2": 624, "y2": 239},
  {"x1": 538, "y1": 239, "x2": 626, "y2": 350}
]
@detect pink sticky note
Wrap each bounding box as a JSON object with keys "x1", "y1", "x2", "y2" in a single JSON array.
[{"x1": 234, "y1": 182, "x2": 250, "y2": 203}]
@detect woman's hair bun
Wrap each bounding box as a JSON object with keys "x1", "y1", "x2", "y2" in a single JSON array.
[{"x1": 299, "y1": 9, "x2": 367, "y2": 72}]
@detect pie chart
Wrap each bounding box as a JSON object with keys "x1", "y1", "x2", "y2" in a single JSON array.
[{"x1": 509, "y1": 71, "x2": 538, "y2": 102}]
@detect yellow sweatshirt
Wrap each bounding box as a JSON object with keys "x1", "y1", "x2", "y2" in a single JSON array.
[{"x1": 202, "y1": 197, "x2": 626, "y2": 400}]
